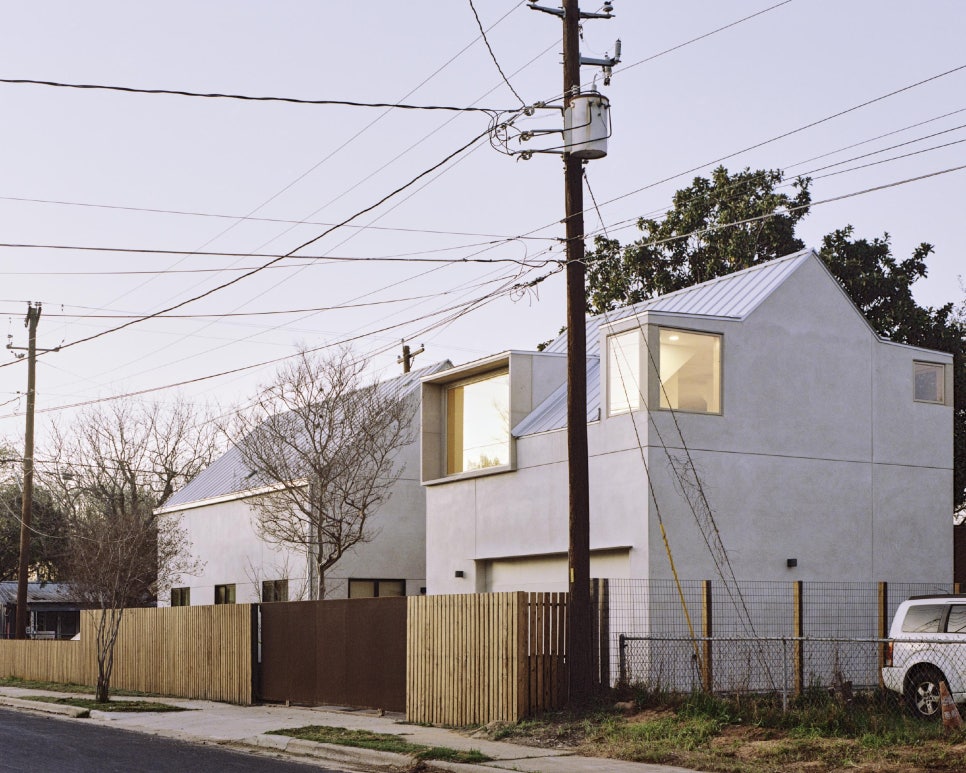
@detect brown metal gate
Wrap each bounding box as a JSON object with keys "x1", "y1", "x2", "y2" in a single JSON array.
[{"x1": 258, "y1": 597, "x2": 406, "y2": 711}]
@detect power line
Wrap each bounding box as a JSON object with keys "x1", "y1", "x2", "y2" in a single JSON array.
[
  {"x1": 0, "y1": 123, "x2": 505, "y2": 369},
  {"x1": 595, "y1": 63, "x2": 966, "y2": 212},
  {"x1": 615, "y1": 1, "x2": 794, "y2": 77},
  {"x1": 0, "y1": 240, "x2": 552, "y2": 268},
  {"x1": 0, "y1": 195, "x2": 556, "y2": 241},
  {"x1": 0, "y1": 77, "x2": 511, "y2": 114},
  {"x1": 2, "y1": 264, "x2": 561, "y2": 418},
  {"x1": 467, "y1": 0, "x2": 526, "y2": 106}
]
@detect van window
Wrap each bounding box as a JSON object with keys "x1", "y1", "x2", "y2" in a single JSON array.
[{"x1": 901, "y1": 604, "x2": 944, "y2": 633}]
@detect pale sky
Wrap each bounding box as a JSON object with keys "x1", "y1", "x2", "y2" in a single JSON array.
[{"x1": 0, "y1": 1, "x2": 963, "y2": 445}]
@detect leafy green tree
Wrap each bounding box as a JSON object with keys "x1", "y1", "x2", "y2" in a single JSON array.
[
  {"x1": 585, "y1": 167, "x2": 965, "y2": 512},
  {"x1": 0, "y1": 451, "x2": 68, "y2": 582},
  {"x1": 587, "y1": 166, "x2": 811, "y2": 313}
]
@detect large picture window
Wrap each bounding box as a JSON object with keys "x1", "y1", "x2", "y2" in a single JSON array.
[
  {"x1": 914, "y1": 361, "x2": 945, "y2": 404},
  {"x1": 608, "y1": 330, "x2": 642, "y2": 416},
  {"x1": 659, "y1": 328, "x2": 721, "y2": 414},
  {"x1": 446, "y1": 370, "x2": 510, "y2": 474}
]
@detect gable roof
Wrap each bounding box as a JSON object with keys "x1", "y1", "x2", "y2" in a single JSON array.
[
  {"x1": 160, "y1": 360, "x2": 452, "y2": 511},
  {"x1": 513, "y1": 249, "x2": 816, "y2": 437},
  {"x1": 541, "y1": 248, "x2": 814, "y2": 357}
]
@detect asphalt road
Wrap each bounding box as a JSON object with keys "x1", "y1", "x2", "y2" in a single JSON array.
[{"x1": 0, "y1": 708, "x2": 346, "y2": 772}]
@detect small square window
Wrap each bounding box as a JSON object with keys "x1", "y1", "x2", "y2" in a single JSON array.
[
  {"x1": 914, "y1": 362, "x2": 944, "y2": 404},
  {"x1": 261, "y1": 579, "x2": 288, "y2": 603},
  {"x1": 214, "y1": 584, "x2": 236, "y2": 605},
  {"x1": 170, "y1": 587, "x2": 190, "y2": 607}
]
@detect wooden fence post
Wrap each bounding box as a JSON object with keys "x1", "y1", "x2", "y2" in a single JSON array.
[
  {"x1": 701, "y1": 580, "x2": 713, "y2": 693},
  {"x1": 793, "y1": 581, "x2": 803, "y2": 697}
]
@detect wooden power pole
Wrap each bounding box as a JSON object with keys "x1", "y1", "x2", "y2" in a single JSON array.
[
  {"x1": 562, "y1": 0, "x2": 594, "y2": 705},
  {"x1": 529, "y1": 0, "x2": 617, "y2": 704},
  {"x1": 14, "y1": 302, "x2": 42, "y2": 640}
]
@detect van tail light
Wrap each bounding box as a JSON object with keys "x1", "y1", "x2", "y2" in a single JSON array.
[{"x1": 884, "y1": 640, "x2": 893, "y2": 667}]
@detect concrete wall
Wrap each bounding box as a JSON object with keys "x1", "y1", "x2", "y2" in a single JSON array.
[{"x1": 424, "y1": 256, "x2": 954, "y2": 593}]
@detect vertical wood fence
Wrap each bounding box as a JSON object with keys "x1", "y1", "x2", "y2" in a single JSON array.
[
  {"x1": 0, "y1": 605, "x2": 253, "y2": 704},
  {"x1": 407, "y1": 592, "x2": 568, "y2": 725}
]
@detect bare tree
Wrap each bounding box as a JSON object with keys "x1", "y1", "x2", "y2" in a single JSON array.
[
  {"x1": 41, "y1": 398, "x2": 218, "y2": 702},
  {"x1": 230, "y1": 348, "x2": 416, "y2": 600}
]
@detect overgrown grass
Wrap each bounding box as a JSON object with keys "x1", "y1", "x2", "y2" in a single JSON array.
[
  {"x1": 272, "y1": 725, "x2": 491, "y2": 764},
  {"x1": 0, "y1": 676, "x2": 154, "y2": 697},
  {"x1": 481, "y1": 687, "x2": 966, "y2": 773},
  {"x1": 28, "y1": 695, "x2": 188, "y2": 713}
]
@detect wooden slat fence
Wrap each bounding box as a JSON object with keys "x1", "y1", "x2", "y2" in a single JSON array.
[
  {"x1": 0, "y1": 605, "x2": 253, "y2": 704},
  {"x1": 407, "y1": 592, "x2": 568, "y2": 725}
]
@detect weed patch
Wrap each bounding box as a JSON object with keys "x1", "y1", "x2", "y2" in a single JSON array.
[{"x1": 271, "y1": 726, "x2": 490, "y2": 764}]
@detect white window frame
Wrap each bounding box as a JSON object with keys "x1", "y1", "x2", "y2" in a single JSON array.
[{"x1": 657, "y1": 326, "x2": 723, "y2": 415}]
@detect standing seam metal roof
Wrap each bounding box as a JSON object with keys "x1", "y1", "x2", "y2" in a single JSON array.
[
  {"x1": 162, "y1": 360, "x2": 452, "y2": 510},
  {"x1": 518, "y1": 250, "x2": 814, "y2": 436}
]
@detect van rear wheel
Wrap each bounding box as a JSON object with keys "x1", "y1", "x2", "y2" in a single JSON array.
[{"x1": 905, "y1": 666, "x2": 946, "y2": 720}]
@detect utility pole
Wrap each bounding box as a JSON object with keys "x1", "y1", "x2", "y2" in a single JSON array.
[
  {"x1": 397, "y1": 341, "x2": 425, "y2": 374},
  {"x1": 12, "y1": 302, "x2": 42, "y2": 639},
  {"x1": 529, "y1": 0, "x2": 616, "y2": 705},
  {"x1": 561, "y1": 0, "x2": 594, "y2": 705}
]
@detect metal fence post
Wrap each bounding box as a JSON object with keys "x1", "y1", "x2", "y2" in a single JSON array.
[
  {"x1": 793, "y1": 580, "x2": 803, "y2": 697},
  {"x1": 781, "y1": 637, "x2": 788, "y2": 713},
  {"x1": 701, "y1": 580, "x2": 713, "y2": 693},
  {"x1": 878, "y1": 581, "x2": 888, "y2": 688},
  {"x1": 618, "y1": 634, "x2": 627, "y2": 684}
]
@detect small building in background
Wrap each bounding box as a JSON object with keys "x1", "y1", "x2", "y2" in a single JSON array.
[{"x1": 0, "y1": 581, "x2": 89, "y2": 639}]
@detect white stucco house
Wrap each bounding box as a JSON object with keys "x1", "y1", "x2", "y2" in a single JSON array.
[
  {"x1": 420, "y1": 249, "x2": 955, "y2": 595},
  {"x1": 157, "y1": 361, "x2": 450, "y2": 607}
]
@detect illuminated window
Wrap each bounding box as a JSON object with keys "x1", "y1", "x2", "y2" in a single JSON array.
[
  {"x1": 659, "y1": 328, "x2": 721, "y2": 414},
  {"x1": 914, "y1": 362, "x2": 945, "y2": 404},
  {"x1": 348, "y1": 579, "x2": 405, "y2": 598},
  {"x1": 446, "y1": 370, "x2": 510, "y2": 474},
  {"x1": 608, "y1": 330, "x2": 643, "y2": 416}
]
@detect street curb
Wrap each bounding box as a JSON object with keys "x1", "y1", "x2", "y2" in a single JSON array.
[
  {"x1": 243, "y1": 734, "x2": 417, "y2": 768},
  {"x1": 0, "y1": 695, "x2": 89, "y2": 718}
]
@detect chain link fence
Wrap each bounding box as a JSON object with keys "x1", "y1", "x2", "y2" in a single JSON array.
[{"x1": 599, "y1": 578, "x2": 963, "y2": 714}]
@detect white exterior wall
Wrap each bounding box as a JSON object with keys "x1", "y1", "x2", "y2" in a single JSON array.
[
  {"x1": 162, "y1": 441, "x2": 428, "y2": 605},
  {"x1": 424, "y1": 256, "x2": 954, "y2": 594}
]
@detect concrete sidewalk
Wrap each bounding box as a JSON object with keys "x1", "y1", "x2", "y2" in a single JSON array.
[{"x1": 0, "y1": 686, "x2": 701, "y2": 773}]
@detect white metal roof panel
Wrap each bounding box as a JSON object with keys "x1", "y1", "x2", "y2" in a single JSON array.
[{"x1": 162, "y1": 360, "x2": 452, "y2": 510}]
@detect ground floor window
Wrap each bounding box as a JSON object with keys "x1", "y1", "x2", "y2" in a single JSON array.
[
  {"x1": 261, "y1": 579, "x2": 288, "y2": 603},
  {"x1": 214, "y1": 584, "x2": 236, "y2": 605},
  {"x1": 170, "y1": 587, "x2": 190, "y2": 607},
  {"x1": 348, "y1": 579, "x2": 405, "y2": 598}
]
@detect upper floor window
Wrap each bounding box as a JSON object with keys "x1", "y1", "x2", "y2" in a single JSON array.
[
  {"x1": 608, "y1": 330, "x2": 642, "y2": 416},
  {"x1": 659, "y1": 328, "x2": 721, "y2": 414},
  {"x1": 446, "y1": 370, "x2": 510, "y2": 474},
  {"x1": 914, "y1": 361, "x2": 945, "y2": 404}
]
